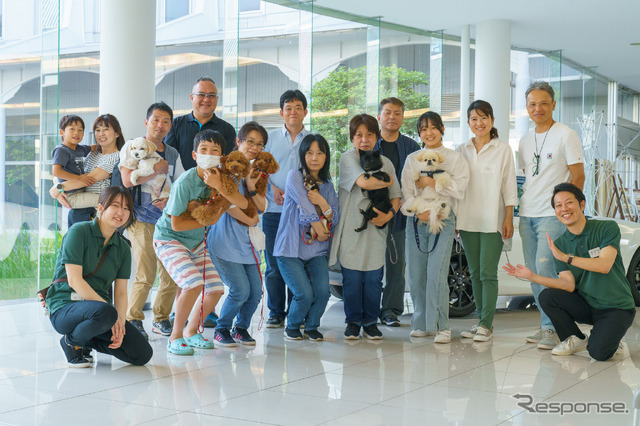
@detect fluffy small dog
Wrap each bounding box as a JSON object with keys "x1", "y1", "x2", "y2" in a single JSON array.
[
  {"x1": 124, "y1": 137, "x2": 171, "y2": 200},
  {"x1": 302, "y1": 173, "x2": 330, "y2": 242},
  {"x1": 403, "y1": 150, "x2": 452, "y2": 234},
  {"x1": 239, "y1": 152, "x2": 279, "y2": 224},
  {"x1": 187, "y1": 151, "x2": 251, "y2": 225},
  {"x1": 355, "y1": 150, "x2": 393, "y2": 233}
]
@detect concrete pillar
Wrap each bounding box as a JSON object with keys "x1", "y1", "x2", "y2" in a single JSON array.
[
  {"x1": 607, "y1": 81, "x2": 618, "y2": 163},
  {"x1": 99, "y1": 0, "x2": 156, "y2": 140},
  {"x1": 458, "y1": 25, "x2": 470, "y2": 146},
  {"x1": 474, "y1": 20, "x2": 511, "y2": 143}
]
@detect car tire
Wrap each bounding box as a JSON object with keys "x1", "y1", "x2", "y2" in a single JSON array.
[
  {"x1": 448, "y1": 241, "x2": 476, "y2": 317},
  {"x1": 329, "y1": 284, "x2": 343, "y2": 300},
  {"x1": 506, "y1": 295, "x2": 536, "y2": 311},
  {"x1": 625, "y1": 249, "x2": 640, "y2": 306}
]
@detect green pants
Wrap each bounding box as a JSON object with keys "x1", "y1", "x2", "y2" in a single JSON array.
[{"x1": 458, "y1": 231, "x2": 503, "y2": 329}]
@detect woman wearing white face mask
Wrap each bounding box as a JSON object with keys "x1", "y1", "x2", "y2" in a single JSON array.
[{"x1": 205, "y1": 121, "x2": 269, "y2": 347}]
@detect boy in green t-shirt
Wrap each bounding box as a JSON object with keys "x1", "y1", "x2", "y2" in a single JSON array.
[
  {"x1": 504, "y1": 183, "x2": 635, "y2": 361},
  {"x1": 153, "y1": 130, "x2": 248, "y2": 355}
]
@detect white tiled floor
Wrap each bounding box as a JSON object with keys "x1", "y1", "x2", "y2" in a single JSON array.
[{"x1": 1, "y1": 299, "x2": 639, "y2": 425}]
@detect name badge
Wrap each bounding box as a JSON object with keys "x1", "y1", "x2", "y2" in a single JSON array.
[
  {"x1": 588, "y1": 248, "x2": 601, "y2": 258},
  {"x1": 70, "y1": 292, "x2": 84, "y2": 301},
  {"x1": 168, "y1": 165, "x2": 175, "y2": 177}
]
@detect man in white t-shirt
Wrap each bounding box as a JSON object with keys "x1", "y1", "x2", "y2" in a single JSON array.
[{"x1": 518, "y1": 81, "x2": 585, "y2": 350}]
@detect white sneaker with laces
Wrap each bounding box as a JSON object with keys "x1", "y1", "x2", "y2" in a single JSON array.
[
  {"x1": 526, "y1": 329, "x2": 543, "y2": 343},
  {"x1": 473, "y1": 325, "x2": 493, "y2": 342},
  {"x1": 461, "y1": 325, "x2": 478, "y2": 339},
  {"x1": 434, "y1": 329, "x2": 452, "y2": 344},
  {"x1": 537, "y1": 329, "x2": 560, "y2": 350},
  {"x1": 410, "y1": 330, "x2": 429, "y2": 338},
  {"x1": 551, "y1": 335, "x2": 588, "y2": 356}
]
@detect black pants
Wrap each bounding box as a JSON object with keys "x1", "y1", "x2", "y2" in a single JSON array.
[
  {"x1": 539, "y1": 288, "x2": 635, "y2": 361},
  {"x1": 50, "y1": 301, "x2": 153, "y2": 366}
]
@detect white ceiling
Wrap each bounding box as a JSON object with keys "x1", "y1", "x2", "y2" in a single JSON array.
[{"x1": 314, "y1": 0, "x2": 640, "y2": 92}]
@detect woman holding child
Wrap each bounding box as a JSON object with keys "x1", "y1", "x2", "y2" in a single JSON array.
[
  {"x1": 274, "y1": 134, "x2": 339, "y2": 341},
  {"x1": 206, "y1": 121, "x2": 269, "y2": 348},
  {"x1": 401, "y1": 111, "x2": 469, "y2": 343},
  {"x1": 154, "y1": 129, "x2": 249, "y2": 355},
  {"x1": 50, "y1": 114, "x2": 125, "y2": 225},
  {"x1": 329, "y1": 114, "x2": 402, "y2": 341},
  {"x1": 456, "y1": 100, "x2": 517, "y2": 342}
]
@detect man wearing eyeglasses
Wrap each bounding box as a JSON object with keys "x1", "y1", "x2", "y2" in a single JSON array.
[
  {"x1": 263, "y1": 89, "x2": 310, "y2": 328},
  {"x1": 165, "y1": 77, "x2": 236, "y2": 171},
  {"x1": 518, "y1": 81, "x2": 585, "y2": 351}
]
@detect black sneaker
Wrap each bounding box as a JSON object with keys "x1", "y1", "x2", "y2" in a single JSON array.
[
  {"x1": 266, "y1": 316, "x2": 284, "y2": 328},
  {"x1": 214, "y1": 328, "x2": 236, "y2": 347},
  {"x1": 130, "y1": 320, "x2": 149, "y2": 341},
  {"x1": 304, "y1": 329, "x2": 324, "y2": 341},
  {"x1": 232, "y1": 327, "x2": 256, "y2": 346},
  {"x1": 381, "y1": 315, "x2": 400, "y2": 327},
  {"x1": 83, "y1": 347, "x2": 94, "y2": 363},
  {"x1": 344, "y1": 323, "x2": 361, "y2": 340},
  {"x1": 363, "y1": 324, "x2": 383, "y2": 340},
  {"x1": 284, "y1": 328, "x2": 303, "y2": 340},
  {"x1": 152, "y1": 319, "x2": 173, "y2": 336},
  {"x1": 60, "y1": 336, "x2": 90, "y2": 368}
]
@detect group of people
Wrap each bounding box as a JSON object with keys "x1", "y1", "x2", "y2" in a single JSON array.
[{"x1": 44, "y1": 78, "x2": 635, "y2": 368}]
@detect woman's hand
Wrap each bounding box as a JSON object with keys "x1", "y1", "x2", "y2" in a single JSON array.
[
  {"x1": 502, "y1": 217, "x2": 514, "y2": 239},
  {"x1": 307, "y1": 190, "x2": 329, "y2": 212},
  {"x1": 245, "y1": 172, "x2": 260, "y2": 191},
  {"x1": 416, "y1": 211, "x2": 431, "y2": 222},
  {"x1": 370, "y1": 208, "x2": 393, "y2": 227},
  {"x1": 416, "y1": 175, "x2": 435, "y2": 190},
  {"x1": 109, "y1": 316, "x2": 126, "y2": 349}
]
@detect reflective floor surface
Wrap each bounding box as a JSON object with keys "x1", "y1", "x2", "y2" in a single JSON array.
[{"x1": 1, "y1": 299, "x2": 639, "y2": 425}]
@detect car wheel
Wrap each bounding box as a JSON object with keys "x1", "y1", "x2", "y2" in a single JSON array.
[
  {"x1": 329, "y1": 284, "x2": 343, "y2": 300},
  {"x1": 507, "y1": 295, "x2": 536, "y2": 311},
  {"x1": 448, "y1": 241, "x2": 476, "y2": 317},
  {"x1": 625, "y1": 249, "x2": 640, "y2": 306}
]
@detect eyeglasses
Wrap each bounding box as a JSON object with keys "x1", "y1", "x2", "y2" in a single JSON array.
[
  {"x1": 192, "y1": 92, "x2": 219, "y2": 99},
  {"x1": 241, "y1": 138, "x2": 265, "y2": 149},
  {"x1": 532, "y1": 153, "x2": 541, "y2": 177}
]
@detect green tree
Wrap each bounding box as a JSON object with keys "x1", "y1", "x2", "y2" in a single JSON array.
[{"x1": 311, "y1": 65, "x2": 429, "y2": 178}]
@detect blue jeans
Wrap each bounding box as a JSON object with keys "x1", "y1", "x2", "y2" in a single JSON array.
[
  {"x1": 341, "y1": 267, "x2": 383, "y2": 325},
  {"x1": 50, "y1": 301, "x2": 152, "y2": 366},
  {"x1": 68, "y1": 207, "x2": 95, "y2": 227},
  {"x1": 381, "y1": 229, "x2": 406, "y2": 318},
  {"x1": 210, "y1": 254, "x2": 262, "y2": 330},
  {"x1": 262, "y1": 212, "x2": 292, "y2": 319},
  {"x1": 519, "y1": 216, "x2": 566, "y2": 331},
  {"x1": 277, "y1": 256, "x2": 330, "y2": 330},
  {"x1": 405, "y1": 213, "x2": 455, "y2": 332}
]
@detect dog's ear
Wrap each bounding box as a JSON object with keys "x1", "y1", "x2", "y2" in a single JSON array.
[
  {"x1": 266, "y1": 157, "x2": 279, "y2": 174},
  {"x1": 145, "y1": 139, "x2": 157, "y2": 153},
  {"x1": 436, "y1": 152, "x2": 445, "y2": 163}
]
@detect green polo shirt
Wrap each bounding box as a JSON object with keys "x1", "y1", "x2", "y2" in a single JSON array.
[
  {"x1": 554, "y1": 219, "x2": 634, "y2": 310},
  {"x1": 46, "y1": 219, "x2": 132, "y2": 315}
]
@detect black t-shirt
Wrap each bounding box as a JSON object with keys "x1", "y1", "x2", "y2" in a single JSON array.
[{"x1": 380, "y1": 139, "x2": 400, "y2": 172}]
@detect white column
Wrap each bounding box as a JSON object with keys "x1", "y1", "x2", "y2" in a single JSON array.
[
  {"x1": 474, "y1": 20, "x2": 511, "y2": 143},
  {"x1": 458, "y1": 25, "x2": 470, "y2": 146},
  {"x1": 607, "y1": 81, "x2": 618, "y2": 163},
  {"x1": 99, "y1": 0, "x2": 156, "y2": 139}
]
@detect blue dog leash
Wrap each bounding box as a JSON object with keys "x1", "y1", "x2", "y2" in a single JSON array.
[{"x1": 413, "y1": 216, "x2": 440, "y2": 253}]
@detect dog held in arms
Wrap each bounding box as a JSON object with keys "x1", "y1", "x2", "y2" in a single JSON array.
[
  {"x1": 302, "y1": 173, "x2": 330, "y2": 242},
  {"x1": 402, "y1": 150, "x2": 452, "y2": 234},
  {"x1": 355, "y1": 150, "x2": 393, "y2": 233},
  {"x1": 238, "y1": 151, "x2": 279, "y2": 225},
  {"x1": 124, "y1": 137, "x2": 171, "y2": 200},
  {"x1": 182, "y1": 151, "x2": 251, "y2": 226}
]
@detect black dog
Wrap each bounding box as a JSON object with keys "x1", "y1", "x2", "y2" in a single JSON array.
[{"x1": 355, "y1": 150, "x2": 393, "y2": 232}]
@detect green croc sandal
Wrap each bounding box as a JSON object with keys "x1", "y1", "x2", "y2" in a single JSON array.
[
  {"x1": 184, "y1": 333, "x2": 214, "y2": 349},
  {"x1": 167, "y1": 337, "x2": 194, "y2": 355}
]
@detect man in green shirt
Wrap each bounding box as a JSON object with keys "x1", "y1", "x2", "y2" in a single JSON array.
[{"x1": 504, "y1": 183, "x2": 635, "y2": 360}]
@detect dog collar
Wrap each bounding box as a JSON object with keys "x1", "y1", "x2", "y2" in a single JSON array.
[{"x1": 421, "y1": 169, "x2": 446, "y2": 178}]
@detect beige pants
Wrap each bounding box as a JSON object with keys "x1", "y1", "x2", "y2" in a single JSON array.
[
  {"x1": 126, "y1": 220, "x2": 177, "y2": 322},
  {"x1": 66, "y1": 190, "x2": 99, "y2": 209}
]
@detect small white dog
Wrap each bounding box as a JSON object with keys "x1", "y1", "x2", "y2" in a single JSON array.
[
  {"x1": 403, "y1": 150, "x2": 453, "y2": 234},
  {"x1": 124, "y1": 137, "x2": 171, "y2": 200}
]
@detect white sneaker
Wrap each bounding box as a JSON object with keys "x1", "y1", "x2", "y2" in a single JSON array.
[
  {"x1": 526, "y1": 329, "x2": 543, "y2": 343},
  {"x1": 473, "y1": 325, "x2": 493, "y2": 342},
  {"x1": 410, "y1": 329, "x2": 428, "y2": 338},
  {"x1": 551, "y1": 335, "x2": 588, "y2": 356},
  {"x1": 613, "y1": 338, "x2": 626, "y2": 357},
  {"x1": 461, "y1": 325, "x2": 478, "y2": 339},
  {"x1": 537, "y1": 329, "x2": 560, "y2": 350},
  {"x1": 434, "y1": 329, "x2": 452, "y2": 344}
]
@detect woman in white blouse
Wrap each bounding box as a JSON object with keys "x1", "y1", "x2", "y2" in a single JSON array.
[
  {"x1": 401, "y1": 112, "x2": 469, "y2": 343},
  {"x1": 457, "y1": 100, "x2": 517, "y2": 342}
]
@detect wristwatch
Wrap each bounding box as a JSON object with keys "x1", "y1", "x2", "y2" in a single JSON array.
[
  {"x1": 56, "y1": 183, "x2": 65, "y2": 193},
  {"x1": 567, "y1": 254, "x2": 575, "y2": 265},
  {"x1": 247, "y1": 190, "x2": 258, "y2": 197}
]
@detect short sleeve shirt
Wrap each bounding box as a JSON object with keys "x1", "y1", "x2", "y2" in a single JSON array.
[
  {"x1": 518, "y1": 122, "x2": 584, "y2": 217},
  {"x1": 84, "y1": 151, "x2": 120, "y2": 194},
  {"x1": 554, "y1": 219, "x2": 635, "y2": 310},
  {"x1": 46, "y1": 219, "x2": 132, "y2": 315},
  {"x1": 52, "y1": 144, "x2": 92, "y2": 181},
  {"x1": 154, "y1": 168, "x2": 210, "y2": 250}
]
